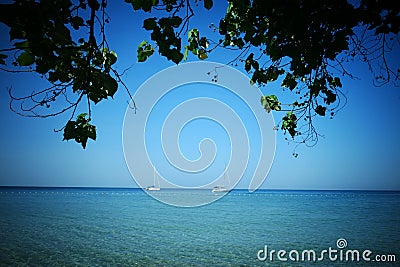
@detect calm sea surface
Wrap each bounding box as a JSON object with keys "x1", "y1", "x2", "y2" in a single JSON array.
[{"x1": 0, "y1": 187, "x2": 399, "y2": 266}]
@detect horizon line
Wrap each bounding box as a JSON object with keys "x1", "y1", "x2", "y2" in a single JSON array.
[{"x1": 0, "y1": 185, "x2": 399, "y2": 192}]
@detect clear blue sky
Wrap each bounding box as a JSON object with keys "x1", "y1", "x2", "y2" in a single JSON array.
[{"x1": 0, "y1": 1, "x2": 399, "y2": 190}]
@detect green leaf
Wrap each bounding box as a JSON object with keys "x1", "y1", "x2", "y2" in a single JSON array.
[
  {"x1": 125, "y1": 0, "x2": 140, "y2": 10},
  {"x1": 265, "y1": 66, "x2": 284, "y2": 82},
  {"x1": 63, "y1": 113, "x2": 96, "y2": 149},
  {"x1": 261, "y1": 95, "x2": 281, "y2": 113},
  {"x1": 315, "y1": 105, "x2": 326, "y2": 116},
  {"x1": 187, "y1": 28, "x2": 199, "y2": 41},
  {"x1": 0, "y1": 53, "x2": 7, "y2": 65},
  {"x1": 17, "y1": 51, "x2": 34, "y2": 66},
  {"x1": 281, "y1": 112, "x2": 298, "y2": 138},
  {"x1": 71, "y1": 16, "x2": 84, "y2": 30},
  {"x1": 282, "y1": 73, "x2": 298, "y2": 90},
  {"x1": 88, "y1": 0, "x2": 100, "y2": 11},
  {"x1": 88, "y1": 71, "x2": 118, "y2": 103},
  {"x1": 197, "y1": 49, "x2": 208, "y2": 60},
  {"x1": 147, "y1": 0, "x2": 160, "y2": 12},
  {"x1": 126, "y1": 0, "x2": 159, "y2": 12},
  {"x1": 143, "y1": 17, "x2": 157, "y2": 30},
  {"x1": 245, "y1": 53, "x2": 254, "y2": 72},
  {"x1": 244, "y1": 53, "x2": 259, "y2": 72},
  {"x1": 103, "y1": 49, "x2": 117, "y2": 71},
  {"x1": 204, "y1": 0, "x2": 213, "y2": 10},
  {"x1": 260, "y1": 96, "x2": 271, "y2": 112},
  {"x1": 77, "y1": 113, "x2": 88, "y2": 120},
  {"x1": 333, "y1": 77, "x2": 342, "y2": 88},
  {"x1": 86, "y1": 124, "x2": 96, "y2": 140},
  {"x1": 166, "y1": 48, "x2": 183, "y2": 64},
  {"x1": 183, "y1": 46, "x2": 189, "y2": 61},
  {"x1": 138, "y1": 40, "x2": 147, "y2": 47},
  {"x1": 63, "y1": 120, "x2": 76, "y2": 141},
  {"x1": 185, "y1": 29, "x2": 208, "y2": 59},
  {"x1": 199, "y1": 37, "x2": 209, "y2": 49},
  {"x1": 137, "y1": 40, "x2": 154, "y2": 62},
  {"x1": 102, "y1": 74, "x2": 118, "y2": 97},
  {"x1": 14, "y1": 41, "x2": 29, "y2": 49},
  {"x1": 324, "y1": 90, "x2": 337, "y2": 105},
  {"x1": 53, "y1": 22, "x2": 72, "y2": 44},
  {"x1": 170, "y1": 16, "x2": 182, "y2": 28},
  {"x1": 108, "y1": 51, "x2": 117, "y2": 65}
]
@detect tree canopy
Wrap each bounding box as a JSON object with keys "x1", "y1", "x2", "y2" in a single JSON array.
[{"x1": 0, "y1": 0, "x2": 399, "y2": 149}]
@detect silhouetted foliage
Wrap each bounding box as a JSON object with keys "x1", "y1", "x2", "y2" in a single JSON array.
[{"x1": 0, "y1": 0, "x2": 399, "y2": 148}]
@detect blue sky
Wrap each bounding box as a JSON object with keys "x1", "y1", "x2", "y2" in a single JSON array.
[{"x1": 0, "y1": 1, "x2": 399, "y2": 190}]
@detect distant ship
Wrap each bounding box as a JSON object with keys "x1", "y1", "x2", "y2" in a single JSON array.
[
  {"x1": 212, "y1": 165, "x2": 231, "y2": 193},
  {"x1": 145, "y1": 167, "x2": 160, "y2": 191},
  {"x1": 145, "y1": 185, "x2": 160, "y2": 191},
  {"x1": 211, "y1": 185, "x2": 230, "y2": 193}
]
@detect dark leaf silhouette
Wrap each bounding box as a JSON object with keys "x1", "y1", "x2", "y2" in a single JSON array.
[{"x1": 0, "y1": 0, "x2": 399, "y2": 149}]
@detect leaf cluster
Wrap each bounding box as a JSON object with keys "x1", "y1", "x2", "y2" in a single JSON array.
[
  {"x1": 184, "y1": 29, "x2": 209, "y2": 60},
  {"x1": 132, "y1": 0, "x2": 213, "y2": 64},
  {"x1": 260, "y1": 95, "x2": 281, "y2": 113},
  {"x1": 0, "y1": 0, "x2": 399, "y2": 150},
  {"x1": 63, "y1": 113, "x2": 96, "y2": 149},
  {"x1": 132, "y1": 0, "x2": 399, "y2": 147},
  {"x1": 0, "y1": 0, "x2": 122, "y2": 148},
  {"x1": 215, "y1": 0, "x2": 399, "y2": 146}
]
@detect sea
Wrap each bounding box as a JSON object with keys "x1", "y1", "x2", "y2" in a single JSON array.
[{"x1": 0, "y1": 187, "x2": 399, "y2": 266}]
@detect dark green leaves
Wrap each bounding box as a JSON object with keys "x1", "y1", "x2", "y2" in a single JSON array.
[
  {"x1": 102, "y1": 48, "x2": 117, "y2": 72},
  {"x1": 88, "y1": 70, "x2": 118, "y2": 104},
  {"x1": 108, "y1": 51, "x2": 117, "y2": 65},
  {"x1": 139, "y1": 16, "x2": 184, "y2": 64},
  {"x1": 183, "y1": 29, "x2": 209, "y2": 61},
  {"x1": 1, "y1": 0, "x2": 398, "y2": 151},
  {"x1": 251, "y1": 67, "x2": 284, "y2": 85},
  {"x1": 245, "y1": 53, "x2": 259, "y2": 73},
  {"x1": 324, "y1": 90, "x2": 337, "y2": 105},
  {"x1": 260, "y1": 95, "x2": 281, "y2": 113},
  {"x1": 281, "y1": 112, "x2": 298, "y2": 138},
  {"x1": 315, "y1": 105, "x2": 326, "y2": 116},
  {"x1": 165, "y1": 48, "x2": 183, "y2": 64},
  {"x1": 125, "y1": 0, "x2": 159, "y2": 12},
  {"x1": 170, "y1": 16, "x2": 182, "y2": 28},
  {"x1": 204, "y1": 0, "x2": 213, "y2": 10},
  {"x1": 63, "y1": 113, "x2": 96, "y2": 149},
  {"x1": 0, "y1": 53, "x2": 7, "y2": 65},
  {"x1": 328, "y1": 77, "x2": 342, "y2": 88},
  {"x1": 136, "y1": 0, "x2": 218, "y2": 65},
  {"x1": 137, "y1": 40, "x2": 155, "y2": 62},
  {"x1": 71, "y1": 16, "x2": 85, "y2": 30},
  {"x1": 282, "y1": 73, "x2": 298, "y2": 90},
  {"x1": 88, "y1": 0, "x2": 100, "y2": 11},
  {"x1": 17, "y1": 51, "x2": 34, "y2": 66},
  {"x1": 0, "y1": 0, "x2": 123, "y2": 148},
  {"x1": 213, "y1": 0, "x2": 370, "y2": 146},
  {"x1": 143, "y1": 18, "x2": 157, "y2": 30},
  {"x1": 184, "y1": 29, "x2": 199, "y2": 60}
]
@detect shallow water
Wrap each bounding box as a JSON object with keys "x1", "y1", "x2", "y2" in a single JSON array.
[{"x1": 0, "y1": 188, "x2": 399, "y2": 266}]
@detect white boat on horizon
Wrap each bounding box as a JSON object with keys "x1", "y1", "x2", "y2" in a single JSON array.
[
  {"x1": 211, "y1": 185, "x2": 230, "y2": 193},
  {"x1": 145, "y1": 185, "x2": 160, "y2": 191},
  {"x1": 145, "y1": 167, "x2": 160, "y2": 191},
  {"x1": 212, "y1": 165, "x2": 231, "y2": 193}
]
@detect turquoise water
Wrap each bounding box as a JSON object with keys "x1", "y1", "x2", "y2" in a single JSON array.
[{"x1": 0, "y1": 188, "x2": 399, "y2": 266}]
